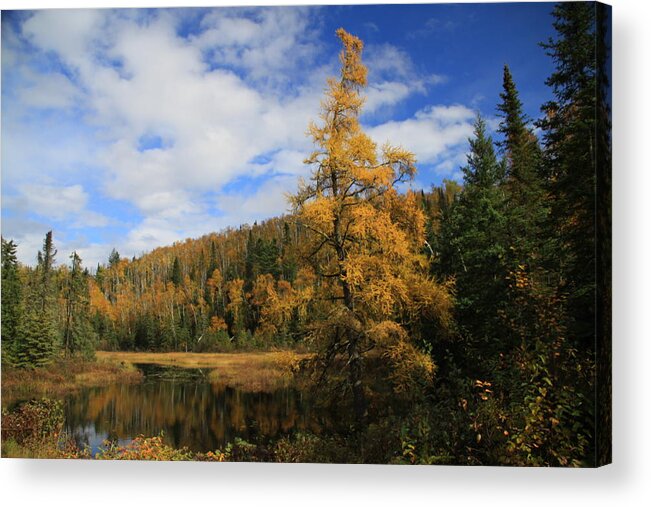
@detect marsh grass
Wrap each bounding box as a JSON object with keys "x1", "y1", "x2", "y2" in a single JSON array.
[
  {"x1": 97, "y1": 350, "x2": 311, "y2": 392},
  {"x1": 1, "y1": 357, "x2": 143, "y2": 406}
]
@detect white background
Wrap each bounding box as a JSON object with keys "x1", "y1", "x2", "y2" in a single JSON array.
[{"x1": 1, "y1": 0, "x2": 649, "y2": 505}]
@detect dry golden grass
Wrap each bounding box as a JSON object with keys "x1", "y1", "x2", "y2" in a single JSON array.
[
  {"x1": 1, "y1": 357, "x2": 142, "y2": 406},
  {"x1": 97, "y1": 350, "x2": 311, "y2": 392}
]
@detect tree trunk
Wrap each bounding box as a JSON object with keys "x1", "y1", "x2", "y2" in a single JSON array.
[{"x1": 342, "y1": 276, "x2": 366, "y2": 429}]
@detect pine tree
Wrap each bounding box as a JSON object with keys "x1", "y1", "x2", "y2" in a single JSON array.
[
  {"x1": 496, "y1": 65, "x2": 547, "y2": 275},
  {"x1": 14, "y1": 231, "x2": 60, "y2": 367},
  {"x1": 63, "y1": 251, "x2": 97, "y2": 358},
  {"x1": 170, "y1": 256, "x2": 182, "y2": 287},
  {"x1": 108, "y1": 248, "x2": 121, "y2": 268},
  {"x1": 1, "y1": 238, "x2": 23, "y2": 364},
  {"x1": 14, "y1": 307, "x2": 57, "y2": 368},
  {"x1": 538, "y1": 0, "x2": 611, "y2": 466},
  {"x1": 258, "y1": 238, "x2": 280, "y2": 278},
  {"x1": 497, "y1": 66, "x2": 536, "y2": 170},
  {"x1": 538, "y1": 2, "x2": 602, "y2": 342},
  {"x1": 95, "y1": 263, "x2": 105, "y2": 286},
  {"x1": 436, "y1": 116, "x2": 509, "y2": 362},
  {"x1": 208, "y1": 241, "x2": 218, "y2": 274},
  {"x1": 37, "y1": 230, "x2": 57, "y2": 311}
]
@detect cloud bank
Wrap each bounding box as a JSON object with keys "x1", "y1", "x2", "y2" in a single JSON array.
[{"x1": 1, "y1": 7, "x2": 475, "y2": 266}]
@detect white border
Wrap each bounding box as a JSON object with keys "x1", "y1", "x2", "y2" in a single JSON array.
[{"x1": 1, "y1": 0, "x2": 650, "y2": 505}]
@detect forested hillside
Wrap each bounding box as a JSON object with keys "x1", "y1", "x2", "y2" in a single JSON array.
[
  {"x1": 2, "y1": 3, "x2": 610, "y2": 466},
  {"x1": 2, "y1": 191, "x2": 455, "y2": 352}
]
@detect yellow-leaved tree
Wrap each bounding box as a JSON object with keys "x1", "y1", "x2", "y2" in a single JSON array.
[{"x1": 290, "y1": 29, "x2": 453, "y2": 427}]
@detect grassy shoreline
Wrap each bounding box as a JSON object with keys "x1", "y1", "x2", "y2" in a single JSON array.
[
  {"x1": 1, "y1": 357, "x2": 143, "y2": 406},
  {"x1": 1, "y1": 350, "x2": 309, "y2": 406},
  {"x1": 97, "y1": 350, "x2": 309, "y2": 391}
]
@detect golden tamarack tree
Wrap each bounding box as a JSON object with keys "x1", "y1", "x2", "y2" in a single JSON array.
[{"x1": 290, "y1": 29, "x2": 452, "y2": 426}]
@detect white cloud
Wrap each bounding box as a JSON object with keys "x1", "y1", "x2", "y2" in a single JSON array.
[
  {"x1": 218, "y1": 174, "x2": 296, "y2": 220},
  {"x1": 72, "y1": 211, "x2": 111, "y2": 229},
  {"x1": 123, "y1": 217, "x2": 193, "y2": 256},
  {"x1": 2, "y1": 8, "x2": 469, "y2": 263},
  {"x1": 2, "y1": 9, "x2": 329, "y2": 261},
  {"x1": 73, "y1": 243, "x2": 116, "y2": 269},
  {"x1": 366, "y1": 104, "x2": 475, "y2": 168},
  {"x1": 434, "y1": 151, "x2": 470, "y2": 175},
  {"x1": 22, "y1": 9, "x2": 103, "y2": 71},
  {"x1": 365, "y1": 43, "x2": 445, "y2": 87},
  {"x1": 365, "y1": 44, "x2": 415, "y2": 81},
  {"x1": 361, "y1": 43, "x2": 446, "y2": 115},
  {"x1": 364, "y1": 82, "x2": 412, "y2": 113},
  {"x1": 246, "y1": 149, "x2": 309, "y2": 179},
  {"x1": 18, "y1": 71, "x2": 81, "y2": 110},
  {"x1": 17, "y1": 184, "x2": 88, "y2": 220},
  {"x1": 8, "y1": 183, "x2": 112, "y2": 229},
  {"x1": 194, "y1": 7, "x2": 320, "y2": 87},
  {"x1": 12, "y1": 10, "x2": 319, "y2": 217},
  {"x1": 0, "y1": 216, "x2": 110, "y2": 268},
  {"x1": 1, "y1": 181, "x2": 112, "y2": 266},
  {"x1": 269, "y1": 149, "x2": 309, "y2": 176}
]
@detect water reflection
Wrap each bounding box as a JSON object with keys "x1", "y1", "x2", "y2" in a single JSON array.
[{"x1": 64, "y1": 364, "x2": 324, "y2": 454}]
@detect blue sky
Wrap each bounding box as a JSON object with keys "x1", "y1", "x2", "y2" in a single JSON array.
[{"x1": 1, "y1": 3, "x2": 557, "y2": 267}]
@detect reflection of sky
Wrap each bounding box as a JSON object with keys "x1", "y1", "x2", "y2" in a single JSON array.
[
  {"x1": 1, "y1": 4, "x2": 558, "y2": 267},
  {"x1": 66, "y1": 423, "x2": 132, "y2": 456}
]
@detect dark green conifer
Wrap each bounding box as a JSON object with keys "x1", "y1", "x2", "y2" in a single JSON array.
[
  {"x1": 63, "y1": 251, "x2": 97, "y2": 358},
  {"x1": 170, "y1": 256, "x2": 182, "y2": 287},
  {"x1": 496, "y1": 65, "x2": 547, "y2": 273},
  {"x1": 1, "y1": 238, "x2": 23, "y2": 364},
  {"x1": 437, "y1": 116, "x2": 508, "y2": 361}
]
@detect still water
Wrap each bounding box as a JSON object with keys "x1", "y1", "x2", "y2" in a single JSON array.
[{"x1": 63, "y1": 364, "x2": 324, "y2": 454}]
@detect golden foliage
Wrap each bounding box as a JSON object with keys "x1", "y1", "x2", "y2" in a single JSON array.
[
  {"x1": 289, "y1": 28, "x2": 453, "y2": 406},
  {"x1": 367, "y1": 321, "x2": 436, "y2": 395},
  {"x1": 209, "y1": 316, "x2": 228, "y2": 332}
]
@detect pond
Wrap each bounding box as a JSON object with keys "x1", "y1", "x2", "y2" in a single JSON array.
[{"x1": 63, "y1": 363, "x2": 325, "y2": 454}]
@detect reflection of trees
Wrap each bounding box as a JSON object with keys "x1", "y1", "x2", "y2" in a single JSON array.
[{"x1": 64, "y1": 379, "x2": 323, "y2": 452}]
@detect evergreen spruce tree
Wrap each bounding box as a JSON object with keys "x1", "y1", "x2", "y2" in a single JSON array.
[
  {"x1": 496, "y1": 65, "x2": 542, "y2": 177},
  {"x1": 14, "y1": 231, "x2": 60, "y2": 368},
  {"x1": 1, "y1": 238, "x2": 23, "y2": 364},
  {"x1": 15, "y1": 306, "x2": 57, "y2": 368},
  {"x1": 538, "y1": 0, "x2": 611, "y2": 466},
  {"x1": 497, "y1": 65, "x2": 547, "y2": 273},
  {"x1": 37, "y1": 230, "x2": 57, "y2": 311},
  {"x1": 170, "y1": 256, "x2": 183, "y2": 287},
  {"x1": 437, "y1": 116, "x2": 509, "y2": 362},
  {"x1": 95, "y1": 263, "x2": 105, "y2": 286},
  {"x1": 63, "y1": 251, "x2": 97, "y2": 359},
  {"x1": 258, "y1": 238, "x2": 280, "y2": 278},
  {"x1": 108, "y1": 248, "x2": 121, "y2": 268},
  {"x1": 538, "y1": 2, "x2": 601, "y2": 342}
]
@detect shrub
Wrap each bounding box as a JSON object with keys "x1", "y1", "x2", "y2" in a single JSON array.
[
  {"x1": 1, "y1": 398, "x2": 64, "y2": 447},
  {"x1": 95, "y1": 434, "x2": 194, "y2": 461}
]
